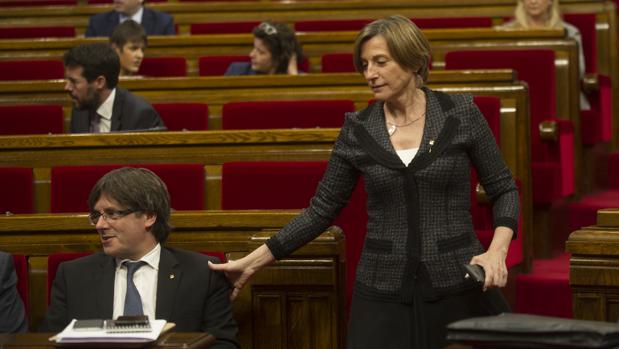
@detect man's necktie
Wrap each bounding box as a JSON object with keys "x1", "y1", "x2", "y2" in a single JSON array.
[
  {"x1": 123, "y1": 261, "x2": 147, "y2": 316},
  {"x1": 89, "y1": 112, "x2": 101, "y2": 133}
]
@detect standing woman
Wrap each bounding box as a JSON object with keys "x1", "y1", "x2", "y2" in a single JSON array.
[
  {"x1": 211, "y1": 15, "x2": 519, "y2": 348},
  {"x1": 225, "y1": 21, "x2": 303, "y2": 76}
]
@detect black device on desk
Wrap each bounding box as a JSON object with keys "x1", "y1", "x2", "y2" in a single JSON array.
[
  {"x1": 105, "y1": 315, "x2": 151, "y2": 333},
  {"x1": 463, "y1": 264, "x2": 485, "y2": 284}
]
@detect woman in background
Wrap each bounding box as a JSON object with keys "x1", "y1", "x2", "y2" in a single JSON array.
[
  {"x1": 225, "y1": 21, "x2": 304, "y2": 76},
  {"x1": 500, "y1": 0, "x2": 588, "y2": 108}
]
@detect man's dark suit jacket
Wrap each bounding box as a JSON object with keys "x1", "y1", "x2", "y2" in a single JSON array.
[
  {"x1": 0, "y1": 252, "x2": 27, "y2": 333},
  {"x1": 40, "y1": 248, "x2": 239, "y2": 348},
  {"x1": 85, "y1": 8, "x2": 176, "y2": 37},
  {"x1": 70, "y1": 88, "x2": 165, "y2": 133}
]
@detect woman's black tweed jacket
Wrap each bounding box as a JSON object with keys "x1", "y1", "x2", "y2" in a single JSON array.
[{"x1": 266, "y1": 87, "x2": 520, "y2": 302}]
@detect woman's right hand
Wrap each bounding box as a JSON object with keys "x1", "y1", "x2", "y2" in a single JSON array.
[{"x1": 208, "y1": 244, "x2": 275, "y2": 300}]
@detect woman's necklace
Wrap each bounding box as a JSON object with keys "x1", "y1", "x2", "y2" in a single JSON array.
[{"x1": 386, "y1": 112, "x2": 425, "y2": 137}]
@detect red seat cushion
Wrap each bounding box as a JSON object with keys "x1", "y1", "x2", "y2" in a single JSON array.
[
  {"x1": 222, "y1": 99, "x2": 355, "y2": 129},
  {"x1": 138, "y1": 57, "x2": 187, "y2": 77},
  {"x1": 0, "y1": 26, "x2": 75, "y2": 39},
  {"x1": 191, "y1": 21, "x2": 260, "y2": 35},
  {"x1": 295, "y1": 19, "x2": 373, "y2": 32},
  {"x1": 51, "y1": 164, "x2": 205, "y2": 213},
  {"x1": 152, "y1": 103, "x2": 209, "y2": 131},
  {"x1": 0, "y1": 60, "x2": 64, "y2": 80},
  {"x1": 412, "y1": 17, "x2": 493, "y2": 29},
  {"x1": 321, "y1": 53, "x2": 356, "y2": 73},
  {"x1": 0, "y1": 0, "x2": 75, "y2": 6},
  {"x1": 198, "y1": 56, "x2": 249, "y2": 76},
  {"x1": 0, "y1": 167, "x2": 34, "y2": 214},
  {"x1": 0, "y1": 104, "x2": 65, "y2": 135},
  {"x1": 221, "y1": 161, "x2": 367, "y2": 315},
  {"x1": 446, "y1": 50, "x2": 575, "y2": 204},
  {"x1": 11, "y1": 254, "x2": 29, "y2": 316}
]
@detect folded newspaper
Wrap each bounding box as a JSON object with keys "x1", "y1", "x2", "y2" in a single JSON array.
[{"x1": 53, "y1": 319, "x2": 168, "y2": 343}]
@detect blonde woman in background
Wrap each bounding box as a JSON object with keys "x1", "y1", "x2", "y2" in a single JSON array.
[{"x1": 500, "y1": 0, "x2": 589, "y2": 108}]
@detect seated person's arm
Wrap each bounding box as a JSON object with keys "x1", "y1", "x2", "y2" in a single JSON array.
[
  {"x1": 39, "y1": 264, "x2": 70, "y2": 332},
  {"x1": 202, "y1": 258, "x2": 240, "y2": 349},
  {"x1": 0, "y1": 255, "x2": 27, "y2": 333}
]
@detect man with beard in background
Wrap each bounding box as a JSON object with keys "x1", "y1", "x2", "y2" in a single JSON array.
[{"x1": 63, "y1": 43, "x2": 164, "y2": 133}]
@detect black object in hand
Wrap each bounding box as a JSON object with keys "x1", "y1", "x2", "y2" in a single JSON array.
[{"x1": 463, "y1": 264, "x2": 485, "y2": 284}]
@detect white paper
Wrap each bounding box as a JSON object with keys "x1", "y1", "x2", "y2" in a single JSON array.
[{"x1": 56, "y1": 319, "x2": 167, "y2": 343}]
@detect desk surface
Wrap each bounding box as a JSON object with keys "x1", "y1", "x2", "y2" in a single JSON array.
[{"x1": 0, "y1": 332, "x2": 214, "y2": 348}]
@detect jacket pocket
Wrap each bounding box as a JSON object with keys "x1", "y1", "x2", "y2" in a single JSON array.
[
  {"x1": 364, "y1": 238, "x2": 392, "y2": 253},
  {"x1": 437, "y1": 232, "x2": 473, "y2": 253}
]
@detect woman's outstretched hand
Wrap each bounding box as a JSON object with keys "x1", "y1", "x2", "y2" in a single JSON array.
[{"x1": 208, "y1": 244, "x2": 276, "y2": 300}]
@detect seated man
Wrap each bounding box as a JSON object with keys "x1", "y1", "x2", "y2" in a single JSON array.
[
  {"x1": 110, "y1": 20, "x2": 147, "y2": 77},
  {"x1": 64, "y1": 43, "x2": 165, "y2": 133},
  {"x1": 0, "y1": 251, "x2": 27, "y2": 333},
  {"x1": 85, "y1": 0, "x2": 175, "y2": 37},
  {"x1": 40, "y1": 168, "x2": 239, "y2": 348}
]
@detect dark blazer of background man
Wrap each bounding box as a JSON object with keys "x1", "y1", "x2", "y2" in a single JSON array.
[
  {"x1": 63, "y1": 43, "x2": 164, "y2": 134},
  {"x1": 40, "y1": 168, "x2": 239, "y2": 348},
  {"x1": 85, "y1": 0, "x2": 175, "y2": 37},
  {"x1": 0, "y1": 251, "x2": 28, "y2": 333}
]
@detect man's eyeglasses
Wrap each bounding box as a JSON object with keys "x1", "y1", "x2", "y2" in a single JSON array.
[
  {"x1": 88, "y1": 209, "x2": 136, "y2": 225},
  {"x1": 258, "y1": 22, "x2": 277, "y2": 35}
]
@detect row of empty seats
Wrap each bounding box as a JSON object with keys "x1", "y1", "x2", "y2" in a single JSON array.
[{"x1": 0, "y1": 99, "x2": 354, "y2": 135}]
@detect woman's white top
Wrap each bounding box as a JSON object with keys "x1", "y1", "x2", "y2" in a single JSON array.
[{"x1": 396, "y1": 147, "x2": 419, "y2": 166}]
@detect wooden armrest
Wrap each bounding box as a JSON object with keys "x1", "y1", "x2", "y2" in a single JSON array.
[
  {"x1": 581, "y1": 73, "x2": 599, "y2": 94},
  {"x1": 539, "y1": 120, "x2": 557, "y2": 142},
  {"x1": 476, "y1": 183, "x2": 488, "y2": 204}
]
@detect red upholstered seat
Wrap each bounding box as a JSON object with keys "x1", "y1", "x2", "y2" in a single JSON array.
[
  {"x1": 446, "y1": 50, "x2": 575, "y2": 205},
  {"x1": 411, "y1": 17, "x2": 493, "y2": 29},
  {"x1": 295, "y1": 19, "x2": 373, "y2": 32},
  {"x1": 564, "y1": 13, "x2": 612, "y2": 145},
  {"x1": 0, "y1": 26, "x2": 75, "y2": 39},
  {"x1": 470, "y1": 96, "x2": 523, "y2": 269},
  {"x1": 50, "y1": 164, "x2": 205, "y2": 213},
  {"x1": 0, "y1": 167, "x2": 34, "y2": 214},
  {"x1": 198, "y1": 55, "x2": 249, "y2": 76},
  {"x1": 295, "y1": 17, "x2": 492, "y2": 32},
  {"x1": 222, "y1": 99, "x2": 355, "y2": 129},
  {"x1": 191, "y1": 21, "x2": 261, "y2": 34},
  {"x1": 201, "y1": 251, "x2": 227, "y2": 263},
  {"x1": 0, "y1": 60, "x2": 64, "y2": 81},
  {"x1": 152, "y1": 103, "x2": 209, "y2": 131},
  {"x1": 46, "y1": 252, "x2": 91, "y2": 304},
  {"x1": 0, "y1": 0, "x2": 75, "y2": 6},
  {"x1": 0, "y1": 104, "x2": 65, "y2": 135},
  {"x1": 221, "y1": 161, "x2": 367, "y2": 313},
  {"x1": 11, "y1": 254, "x2": 29, "y2": 316},
  {"x1": 321, "y1": 53, "x2": 356, "y2": 73},
  {"x1": 138, "y1": 57, "x2": 187, "y2": 77}
]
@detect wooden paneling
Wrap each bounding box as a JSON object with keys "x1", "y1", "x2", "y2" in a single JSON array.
[
  {"x1": 567, "y1": 208, "x2": 619, "y2": 322},
  {"x1": 0, "y1": 211, "x2": 345, "y2": 349}
]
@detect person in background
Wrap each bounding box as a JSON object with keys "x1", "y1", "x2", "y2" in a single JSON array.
[
  {"x1": 63, "y1": 43, "x2": 165, "y2": 133},
  {"x1": 85, "y1": 0, "x2": 175, "y2": 37},
  {"x1": 0, "y1": 251, "x2": 28, "y2": 333},
  {"x1": 500, "y1": 0, "x2": 589, "y2": 109},
  {"x1": 211, "y1": 15, "x2": 519, "y2": 349},
  {"x1": 110, "y1": 20, "x2": 147, "y2": 77},
  {"x1": 225, "y1": 21, "x2": 304, "y2": 76},
  {"x1": 40, "y1": 167, "x2": 239, "y2": 348}
]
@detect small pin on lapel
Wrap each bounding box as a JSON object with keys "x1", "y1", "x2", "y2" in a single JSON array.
[
  {"x1": 428, "y1": 140, "x2": 435, "y2": 153},
  {"x1": 169, "y1": 274, "x2": 175, "y2": 279}
]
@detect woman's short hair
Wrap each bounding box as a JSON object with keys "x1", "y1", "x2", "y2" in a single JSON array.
[
  {"x1": 514, "y1": 0, "x2": 563, "y2": 29},
  {"x1": 88, "y1": 167, "x2": 172, "y2": 243},
  {"x1": 252, "y1": 21, "x2": 303, "y2": 74},
  {"x1": 353, "y1": 15, "x2": 431, "y2": 87}
]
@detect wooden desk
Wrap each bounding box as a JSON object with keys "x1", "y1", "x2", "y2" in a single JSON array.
[
  {"x1": 0, "y1": 332, "x2": 215, "y2": 348},
  {"x1": 566, "y1": 208, "x2": 619, "y2": 322}
]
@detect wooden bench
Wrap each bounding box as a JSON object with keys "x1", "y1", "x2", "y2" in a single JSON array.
[
  {"x1": 566, "y1": 208, "x2": 619, "y2": 322},
  {"x1": 0, "y1": 0, "x2": 613, "y2": 36},
  {"x1": 0, "y1": 210, "x2": 345, "y2": 349}
]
